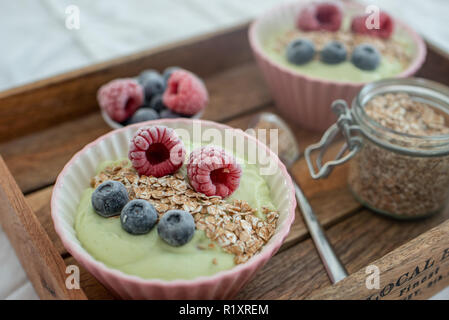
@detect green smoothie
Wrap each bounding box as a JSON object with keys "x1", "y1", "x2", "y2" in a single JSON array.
[
  {"x1": 262, "y1": 23, "x2": 415, "y2": 83},
  {"x1": 75, "y1": 146, "x2": 276, "y2": 280},
  {"x1": 264, "y1": 45, "x2": 403, "y2": 82}
]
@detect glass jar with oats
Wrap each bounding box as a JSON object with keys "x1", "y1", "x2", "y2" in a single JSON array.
[{"x1": 305, "y1": 78, "x2": 449, "y2": 219}]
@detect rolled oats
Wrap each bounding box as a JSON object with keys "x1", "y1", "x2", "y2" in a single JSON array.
[
  {"x1": 365, "y1": 93, "x2": 449, "y2": 136},
  {"x1": 349, "y1": 93, "x2": 449, "y2": 217},
  {"x1": 91, "y1": 163, "x2": 280, "y2": 264}
]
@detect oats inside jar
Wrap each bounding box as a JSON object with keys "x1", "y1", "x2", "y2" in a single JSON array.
[{"x1": 348, "y1": 93, "x2": 449, "y2": 218}]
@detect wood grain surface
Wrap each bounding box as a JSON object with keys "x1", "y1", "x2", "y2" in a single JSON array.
[
  {"x1": 0, "y1": 156, "x2": 86, "y2": 300},
  {"x1": 238, "y1": 206, "x2": 449, "y2": 300},
  {"x1": 1, "y1": 23, "x2": 449, "y2": 300},
  {"x1": 310, "y1": 220, "x2": 449, "y2": 300}
]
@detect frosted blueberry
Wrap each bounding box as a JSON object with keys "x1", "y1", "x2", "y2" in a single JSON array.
[
  {"x1": 160, "y1": 108, "x2": 183, "y2": 119},
  {"x1": 92, "y1": 181, "x2": 128, "y2": 217},
  {"x1": 351, "y1": 44, "x2": 381, "y2": 71},
  {"x1": 138, "y1": 70, "x2": 165, "y2": 100},
  {"x1": 147, "y1": 94, "x2": 166, "y2": 113},
  {"x1": 121, "y1": 200, "x2": 158, "y2": 235},
  {"x1": 162, "y1": 66, "x2": 181, "y2": 84},
  {"x1": 320, "y1": 41, "x2": 347, "y2": 64},
  {"x1": 127, "y1": 108, "x2": 160, "y2": 124},
  {"x1": 286, "y1": 38, "x2": 315, "y2": 65},
  {"x1": 157, "y1": 210, "x2": 195, "y2": 246}
]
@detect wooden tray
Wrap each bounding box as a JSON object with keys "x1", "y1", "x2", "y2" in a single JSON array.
[{"x1": 1, "y1": 23, "x2": 449, "y2": 300}]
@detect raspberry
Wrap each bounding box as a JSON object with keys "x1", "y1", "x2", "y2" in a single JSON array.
[
  {"x1": 351, "y1": 11, "x2": 394, "y2": 39},
  {"x1": 162, "y1": 70, "x2": 208, "y2": 116},
  {"x1": 97, "y1": 78, "x2": 144, "y2": 122},
  {"x1": 296, "y1": 2, "x2": 342, "y2": 32},
  {"x1": 187, "y1": 146, "x2": 242, "y2": 198},
  {"x1": 128, "y1": 126, "x2": 186, "y2": 178}
]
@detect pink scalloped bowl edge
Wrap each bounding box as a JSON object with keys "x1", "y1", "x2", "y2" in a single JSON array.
[
  {"x1": 51, "y1": 118, "x2": 296, "y2": 300},
  {"x1": 248, "y1": 1, "x2": 427, "y2": 132}
]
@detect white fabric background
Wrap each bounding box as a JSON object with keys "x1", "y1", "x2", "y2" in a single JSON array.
[{"x1": 0, "y1": 0, "x2": 448, "y2": 300}]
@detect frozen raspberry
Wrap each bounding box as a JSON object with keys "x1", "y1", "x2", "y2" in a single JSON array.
[
  {"x1": 187, "y1": 146, "x2": 242, "y2": 198},
  {"x1": 351, "y1": 11, "x2": 394, "y2": 39},
  {"x1": 162, "y1": 70, "x2": 208, "y2": 116},
  {"x1": 97, "y1": 78, "x2": 144, "y2": 122},
  {"x1": 128, "y1": 126, "x2": 186, "y2": 178},
  {"x1": 296, "y1": 2, "x2": 342, "y2": 32}
]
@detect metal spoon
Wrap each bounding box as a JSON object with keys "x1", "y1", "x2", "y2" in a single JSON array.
[{"x1": 249, "y1": 112, "x2": 348, "y2": 284}]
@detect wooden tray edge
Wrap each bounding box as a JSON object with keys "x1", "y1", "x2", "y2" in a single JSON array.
[
  {"x1": 0, "y1": 22, "x2": 253, "y2": 143},
  {"x1": 307, "y1": 219, "x2": 449, "y2": 300},
  {"x1": 0, "y1": 155, "x2": 86, "y2": 300}
]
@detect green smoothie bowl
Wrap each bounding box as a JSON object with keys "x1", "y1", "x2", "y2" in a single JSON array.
[
  {"x1": 51, "y1": 118, "x2": 296, "y2": 299},
  {"x1": 249, "y1": 0, "x2": 426, "y2": 131}
]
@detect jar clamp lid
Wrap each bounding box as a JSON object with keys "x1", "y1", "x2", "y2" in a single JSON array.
[{"x1": 305, "y1": 100, "x2": 362, "y2": 179}]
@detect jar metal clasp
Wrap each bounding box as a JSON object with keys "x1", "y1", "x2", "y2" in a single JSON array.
[{"x1": 305, "y1": 100, "x2": 363, "y2": 179}]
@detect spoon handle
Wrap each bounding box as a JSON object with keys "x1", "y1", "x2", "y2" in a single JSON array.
[{"x1": 292, "y1": 180, "x2": 348, "y2": 283}]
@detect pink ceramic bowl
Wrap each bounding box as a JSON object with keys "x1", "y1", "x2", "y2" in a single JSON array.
[
  {"x1": 51, "y1": 118, "x2": 296, "y2": 299},
  {"x1": 249, "y1": 1, "x2": 427, "y2": 132}
]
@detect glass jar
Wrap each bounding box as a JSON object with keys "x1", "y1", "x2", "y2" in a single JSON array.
[{"x1": 305, "y1": 78, "x2": 449, "y2": 219}]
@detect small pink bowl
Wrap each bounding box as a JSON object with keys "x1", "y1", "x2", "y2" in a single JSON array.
[
  {"x1": 51, "y1": 118, "x2": 296, "y2": 299},
  {"x1": 249, "y1": 1, "x2": 427, "y2": 132}
]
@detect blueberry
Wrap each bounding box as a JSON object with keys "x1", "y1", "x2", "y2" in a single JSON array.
[
  {"x1": 286, "y1": 38, "x2": 315, "y2": 65},
  {"x1": 120, "y1": 119, "x2": 130, "y2": 126},
  {"x1": 351, "y1": 44, "x2": 381, "y2": 71},
  {"x1": 120, "y1": 199, "x2": 158, "y2": 235},
  {"x1": 320, "y1": 41, "x2": 347, "y2": 64},
  {"x1": 162, "y1": 66, "x2": 181, "y2": 84},
  {"x1": 157, "y1": 210, "x2": 195, "y2": 246},
  {"x1": 91, "y1": 181, "x2": 128, "y2": 217},
  {"x1": 160, "y1": 109, "x2": 183, "y2": 119},
  {"x1": 127, "y1": 108, "x2": 159, "y2": 124},
  {"x1": 146, "y1": 94, "x2": 165, "y2": 113},
  {"x1": 138, "y1": 70, "x2": 165, "y2": 100}
]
